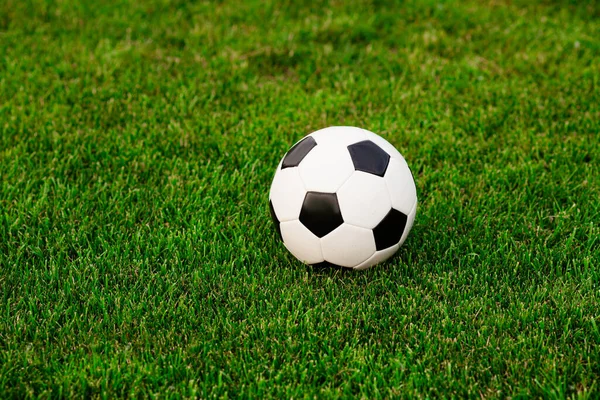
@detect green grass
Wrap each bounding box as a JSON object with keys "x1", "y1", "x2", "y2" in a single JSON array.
[{"x1": 1, "y1": 0, "x2": 599, "y2": 397}]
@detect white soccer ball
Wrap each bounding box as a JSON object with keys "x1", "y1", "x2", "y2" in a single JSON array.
[{"x1": 269, "y1": 126, "x2": 417, "y2": 270}]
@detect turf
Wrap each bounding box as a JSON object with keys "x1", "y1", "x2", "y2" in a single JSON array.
[{"x1": 1, "y1": 0, "x2": 599, "y2": 397}]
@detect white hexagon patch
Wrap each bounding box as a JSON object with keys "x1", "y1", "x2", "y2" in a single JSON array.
[
  {"x1": 298, "y1": 143, "x2": 355, "y2": 193},
  {"x1": 384, "y1": 157, "x2": 417, "y2": 215},
  {"x1": 269, "y1": 166, "x2": 307, "y2": 222},
  {"x1": 320, "y1": 224, "x2": 376, "y2": 268},
  {"x1": 337, "y1": 171, "x2": 392, "y2": 229},
  {"x1": 280, "y1": 220, "x2": 324, "y2": 264}
]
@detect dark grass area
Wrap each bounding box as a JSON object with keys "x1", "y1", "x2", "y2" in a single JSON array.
[{"x1": 1, "y1": 0, "x2": 599, "y2": 397}]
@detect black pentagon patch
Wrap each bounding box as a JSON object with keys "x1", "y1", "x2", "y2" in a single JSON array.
[
  {"x1": 373, "y1": 208, "x2": 407, "y2": 251},
  {"x1": 269, "y1": 200, "x2": 282, "y2": 241},
  {"x1": 347, "y1": 140, "x2": 390, "y2": 177},
  {"x1": 282, "y1": 136, "x2": 317, "y2": 169},
  {"x1": 299, "y1": 192, "x2": 344, "y2": 238}
]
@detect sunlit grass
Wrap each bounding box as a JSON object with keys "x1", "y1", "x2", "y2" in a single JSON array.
[{"x1": 1, "y1": 0, "x2": 599, "y2": 397}]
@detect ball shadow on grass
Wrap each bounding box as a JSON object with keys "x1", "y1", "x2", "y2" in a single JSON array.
[{"x1": 306, "y1": 261, "x2": 354, "y2": 274}]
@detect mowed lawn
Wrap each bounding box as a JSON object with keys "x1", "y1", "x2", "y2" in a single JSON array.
[{"x1": 1, "y1": 0, "x2": 599, "y2": 397}]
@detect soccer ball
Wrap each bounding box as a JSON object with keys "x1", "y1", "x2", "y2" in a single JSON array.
[{"x1": 269, "y1": 126, "x2": 417, "y2": 270}]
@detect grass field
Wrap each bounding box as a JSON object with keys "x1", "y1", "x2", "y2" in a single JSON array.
[{"x1": 1, "y1": 0, "x2": 599, "y2": 397}]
